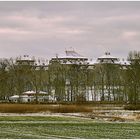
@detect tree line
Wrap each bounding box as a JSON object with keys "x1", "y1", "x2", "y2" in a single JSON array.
[{"x1": 0, "y1": 51, "x2": 140, "y2": 104}]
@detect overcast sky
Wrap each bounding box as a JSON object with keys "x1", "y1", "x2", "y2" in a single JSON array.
[{"x1": 0, "y1": 1, "x2": 140, "y2": 60}]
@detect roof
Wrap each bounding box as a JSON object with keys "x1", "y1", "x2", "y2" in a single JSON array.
[
  {"x1": 39, "y1": 91, "x2": 48, "y2": 94},
  {"x1": 17, "y1": 55, "x2": 35, "y2": 61},
  {"x1": 98, "y1": 52, "x2": 118, "y2": 60},
  {"x1": 52, "y1": 49, "x2": 88, "y2": 60},
  {"x1": 65, "y1": 50, "x2": 83, "y2": 57},
  {"x1": 9, "y1": 95, "x2": 19, "y2": 99},
  {"x1": 23, "y1": 90, "x2": 47, "y2": 95},
  {"x1": 57, "y1": 55, "x2": 87, "y2": 59},
  {"x1": 20, "y1": 95, "x2": 29, "y2": 98},
  {"x1": 23, "y1": 90, "x2": 35, "y2": 94}
]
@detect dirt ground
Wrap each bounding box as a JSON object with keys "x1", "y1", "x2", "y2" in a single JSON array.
[{"x1": 0, "y1": 110, "x2": 139, "y2": 122}]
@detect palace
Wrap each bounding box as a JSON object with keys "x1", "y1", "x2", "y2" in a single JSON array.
[
  {"x1": 14, "y1": 49, "x2": 130, "y2": 68},
  {"x1": 8, "y1": 49, "x2": 132, "y2": 103}
]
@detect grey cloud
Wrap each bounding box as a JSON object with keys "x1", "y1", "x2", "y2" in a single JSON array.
[{"x1": 0, "y1": 1, "x2": 140, "y2": 60}]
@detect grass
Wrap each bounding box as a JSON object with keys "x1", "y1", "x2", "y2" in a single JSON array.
[
  {"x1": 0, "y1": 116, "x2": 140, "y2": 139},
  {"x1": 0, "y1": 104, "x2": 92, "y2": 113},
  {"x1": 0, "y1": 116, "x2": 90, "y2": 122}
]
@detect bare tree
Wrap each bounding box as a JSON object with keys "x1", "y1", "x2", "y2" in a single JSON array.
[{"x1": 125, "y1": 51, "x2": 140, "y2": 105}]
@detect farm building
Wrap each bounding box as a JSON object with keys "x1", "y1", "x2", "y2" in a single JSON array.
[
  {"x1": 9, "y1": 95, "x2": 19, "y2": 103},
  {"x1": 9, "y1": 90, "x2": 53, "y2": 103}
]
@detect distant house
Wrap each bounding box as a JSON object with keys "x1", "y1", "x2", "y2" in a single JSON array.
[
  {"x1": 9, "y1": 95, "x2": 19, "y2": 103},
  {"x1": 22, "y1": 90, "x2": 49, "y2": 102},
  {"x1": 9, "y1": 90, "x2": 53, "y2": 103}
]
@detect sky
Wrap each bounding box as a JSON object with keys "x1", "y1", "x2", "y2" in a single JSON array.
[{"x1": 0, "y1": 1, "x2": 140, "y2": 60}]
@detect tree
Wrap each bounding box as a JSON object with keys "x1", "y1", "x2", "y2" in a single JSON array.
[
  {"x1": 0, "y1": 59, "x2": 9, "y2": 100},
  {"x1": 125, "y1": 51, "x2": 140, "y2": 104},
  {"x1": 48, "y1": 60, "x2": 66, "y2": 102},
  {"x1": 9, "y1": 57, "x2": 33, "y2": 102}
]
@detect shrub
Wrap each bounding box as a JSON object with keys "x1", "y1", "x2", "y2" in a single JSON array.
[
  {"x1": 0, "y1": 104, "x2": 92, "y2": 113},
  {"x1": 124, "y1": 105, "x2": 140, "y2": 110},
  {"x1": 51, "y1": 105, "x2": 92, "y2": 113}
]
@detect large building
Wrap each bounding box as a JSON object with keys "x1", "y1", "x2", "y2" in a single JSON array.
[
  {"x1": 97, "y1": 52, "x2": 119, "y2": 64},
  {"x1": 6, "y1": 50, "x2": 132, "y2": 103},
  {"x1": 16, "y1": 55, "x2": 48, "y2": 70},
  {"x1": 50, "y1": 48, "x2": 88, "y2": 65},
  {"x1": 16, "y1": 55, "x2": 35, "y2": 66}
]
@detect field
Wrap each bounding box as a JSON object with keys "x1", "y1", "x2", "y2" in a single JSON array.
[{"x1": 0, "y1": 116, "x2": 140, "y2": 139}]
